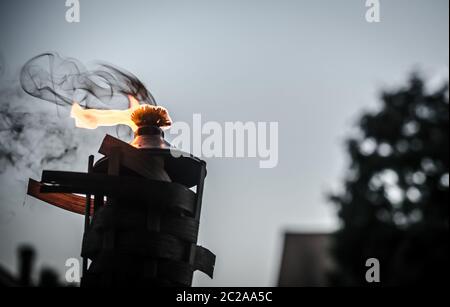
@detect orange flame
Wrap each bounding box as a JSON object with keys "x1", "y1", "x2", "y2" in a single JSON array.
[{"x1": 70, "y1": 96, "x2": 171, "y2": 132}]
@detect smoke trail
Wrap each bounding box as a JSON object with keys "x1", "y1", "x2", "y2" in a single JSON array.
[
  {"x1": 0, "y1": 87, "x2": 78, "y2": 173},
  {"x1": 2, "y1": 52, "x2": 159, "y2": 173},
  {"x1": 0, "y1": 79, "x2": 78, "y2": 175},
  {"x1": 20, "y1": 52, "x2": 157, "y2": 110}
]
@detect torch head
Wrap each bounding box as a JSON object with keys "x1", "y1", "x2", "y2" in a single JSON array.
[
  {"x1": 130, "y1": 104, "x2": 173, "y2": 150},
  {"x1": 130, "y1": 104, "x2": 172, "y2": 129},
  {"x1": 130, "y1": 125, "x2": 172, "y2": 149}
]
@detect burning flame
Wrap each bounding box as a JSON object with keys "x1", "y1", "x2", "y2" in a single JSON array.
[{"x1": 70, "y1": 96, "x2": 171, "y2": 132}]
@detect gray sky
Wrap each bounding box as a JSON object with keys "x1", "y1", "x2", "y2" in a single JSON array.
[{"x1": 0, "y1": 0, "x2": 448, "y2": 286}]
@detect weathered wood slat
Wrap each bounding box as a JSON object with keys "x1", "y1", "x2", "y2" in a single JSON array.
[
  {"x1": 83, "y1": 250, "x2": 213, "y2": 286},
  {"x1": 193, "y1": 246, "x2": 216, "y2": 279},
  {"x1": 83, "y1": 155, "x2": 95, "y2": 276},
  {"x1": 91, "y1": 206, "x2": 199, "y2": 243},
  {"x1": 41, "y1": 170, "x2": 192, "y2": 197},
  {"x1": 27, "y1": 179, "x2": 94, "y2": 215},
  {"x1": 98, "y1": 134, "x2": 205, "y2": 188},
  {"x1": 99, "y1": 135, "x2": 164, "y2": 181},
  {"x1": 83, "y1": 229, "x2": 215, "y2": 279},
  {"x1": 162, "y1": 216, "x2": 199, "y2": 243},
  {"x1": 82, "y1": 231, "x2": 187, "y2": 260},
  {"x1": 158, "y1": 260, "x2": 194, "y2": 286},
  {"x1": 40, "y1": 171, "x2": 196, "y2": 214},
  {"x1": 83, "y1": 255, "x2": 194, "y2": 286}
]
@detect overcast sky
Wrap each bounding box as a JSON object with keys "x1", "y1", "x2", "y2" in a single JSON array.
[{"x1": 0, "y1": 0, "x2": 448, "y2": 286}]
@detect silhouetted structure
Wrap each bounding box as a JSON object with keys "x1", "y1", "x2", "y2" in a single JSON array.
[
  {"x1": 278, "y1": 233, "x2": 333, "y2": 287},
  {"x1": 330, "y1": 75, "x2": 449, "y2": 286},
  {"x1": 0, "y1": 245, "x2": 62, "y2": 287},
  {"x1": 18, "y1": 246, "x2": 34, "y2": 287}
]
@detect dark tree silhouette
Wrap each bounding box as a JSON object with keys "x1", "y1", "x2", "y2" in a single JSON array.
[{"x1": 330, "y1": 75, "x2": 449, "y2": 286}]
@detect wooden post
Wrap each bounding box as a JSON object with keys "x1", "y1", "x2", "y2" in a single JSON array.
[
  {"x1": 83, "y1": 155, "x2": 94, "y2": 276},
  {"x1": 189, "y1": 161, "x2": 207, "y2": 267}
]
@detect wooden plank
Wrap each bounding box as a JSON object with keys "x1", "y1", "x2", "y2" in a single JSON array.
[
  {"x1": 82, "y1": 231, "x2": 187, "y2": 260},
  {"x1": 193, "y1": 246, "x2": 216, "y2": 279},
  {"x1": 91, "y1": 206, "x2": 200, "y2": 243},
  {"x1": 107, "y1": 147, "x2": 121, "y2": 176},
  {"x1": 99, "y1": 135, "x2": 166, "y2": 181},
  {"x1": 84, "y1": 155, "x2": 95, "y2": 225},
  {"x1": 40, "y1": 171, "x2": 196, "y2": 215},
  {"x1": 83, "y1": 155, "x2": 95, "y2": 277},
  {"x1": 189, "y1": 162, "x2": 207, "y2": 266},
  {"x1": 98, "y1": 134, "x2": 205, "y2": 188},
  {"x1": 82, "y1": 255, "x2": 195, "y2": 286},
  {"x1": 93, "y1": 194, "x2": 104, "y2": 216},
  {"x1": 27, "y1": 179, "x2": 94, "y2": 215},
  {"x1": 83, "y1": 239, "x2": 214, "y2": 279},
  {"x1": 194, "y1": 162, "x2": 207, "y2": 221},
  {"x1": 41, "y1": 170, "x2": 189, "y2": 193},
  {"x1": 82, "y1": 245, "x2": 213, "y2": 283}
]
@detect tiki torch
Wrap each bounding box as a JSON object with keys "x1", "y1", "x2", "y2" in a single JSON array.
[{"x1": 27, "y1": 98, "x2": 215, "y2": 287}]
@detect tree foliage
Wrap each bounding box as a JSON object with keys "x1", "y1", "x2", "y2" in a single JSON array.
[{"x1": 331, "y1": 75, "x2": 449, "y2": 286}]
